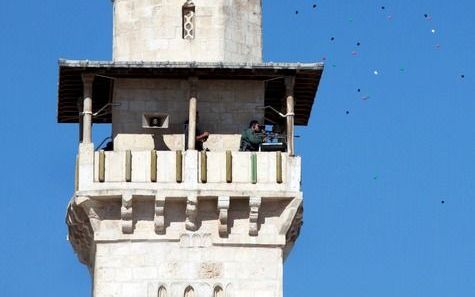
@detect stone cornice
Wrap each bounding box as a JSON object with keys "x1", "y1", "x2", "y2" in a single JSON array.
[{"x1": 66, "y1": 193, "x2": 304, "y2": 267}]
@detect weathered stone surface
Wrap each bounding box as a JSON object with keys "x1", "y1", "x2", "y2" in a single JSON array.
[
  {"x1": 91, "y1": 241, "x2": 283, "y2": 297},
  {"x1": 113, "y1": 0, "x2": 262, "y2": 63},
  {"x1": 67, "y1": 192, "x2": 302, "y2": 297},
  {"x1": 199, "y1": 262, "x2": 223, "y2": 279}
]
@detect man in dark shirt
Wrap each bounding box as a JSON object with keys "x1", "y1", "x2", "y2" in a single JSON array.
[{"x1": 240, "y1": 120, "x2": 265, "y2": 151}]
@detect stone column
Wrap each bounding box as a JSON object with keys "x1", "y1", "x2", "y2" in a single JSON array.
[
  {"x1": 285, "y1": 76, "x2": 296, "y2": 156},
  {"x1": 81, "y1": 74, "x2": 95, "y2": 144},
  {"x1": 187, "y1": 77, "x2": 198, "y2": 150}
]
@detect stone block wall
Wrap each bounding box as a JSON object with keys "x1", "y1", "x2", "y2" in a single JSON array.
[
  {"x1": 112, "y1": 0, "x2": 262, "y2": 63},
  {"x1": 87, "y1": 198, "x2": 292, "y2": 297},
  {"x1": 94, "y1": 242, "x2": 283, "y2": 297},
  {"x1": 112, "y1": 78, "x2": 265, "y2": 151},
  {"x1": 223, "y1": 0, "x2": 262, "y2": 62}
]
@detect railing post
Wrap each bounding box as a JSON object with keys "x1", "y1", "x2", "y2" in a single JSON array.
[
  {"x1": 150, "y1": 150, "x2": 157, "y2": 182},
  {"x1": 226, "y1": 151, "x2": 232, "y2": 183},
  {"x1": 125, "y1": 150, "x2": 132, "y2": 182},
  {"x1": 98, "y1": 150, "x2": 105, "y2": 183},
  {"x1": 276, "y1": 151, "x2": 283, "y2": 184},
  {"x1": 200, "y1": 151, "x2": 207, "y2": 183},
  {"x1": 285, "y1": 76, "x2": 296, "y2": 156},
  {"x1": 251, "y1": 153, "x2": 257, "y2": 184},
  {"x1": 176, "y1": 150, "x2": 183, "y2": 183}
]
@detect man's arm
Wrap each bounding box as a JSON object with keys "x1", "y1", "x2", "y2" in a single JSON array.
[{"x1": 245, "y1": 129, "x2": 263, "y2": 145}]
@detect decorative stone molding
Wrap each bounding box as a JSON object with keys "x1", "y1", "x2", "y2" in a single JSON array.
[
  {"x1": 286, "y1": 205, "x2": 303, "y2": 243},
  {"x1": 185, "y1": 195, "x2": 198, "y2": 231},
  {"x1": 217, "y1": 196, "x2": 230, "y2": 237},
  {"x1": 121, "y1": 193, "x2": 133, "y2": 234},
  {"x1": 200, "y1": 262, "x2": 223, "y2": 279},
  {"x1": 279, "y1": 197, "x2": 302, "y2": 235},
  {"x1": 283, "y1": 204, "x2": 304, "y2": 258},
  {"x1": 249, "y1": 196, "x2": 262, "y2": 236},
  {"x1": 66, "y1": 198, "x2": 93, "y2": 267},
  {"x1": 180, "y1": 233, "x2": 212, "y2": 248},
  {"x1": 154, "y1": 194, "x2": 166, "y2": 234}
]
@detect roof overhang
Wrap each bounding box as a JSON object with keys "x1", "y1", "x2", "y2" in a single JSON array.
[{"x1": 57, "y1": 60, "x2": 324, "y2": 125}]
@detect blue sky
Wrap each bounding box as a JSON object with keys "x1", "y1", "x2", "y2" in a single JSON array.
[{"x1": 0, "y1": 0, "x2": 474, "y2": 296}]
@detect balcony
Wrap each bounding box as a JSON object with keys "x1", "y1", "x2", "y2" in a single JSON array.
[
  {"x1": 68, "y1": 143, "x2": 304, "y2": 267},
  {"x1": 75, "y1": 143, "x2": 302, "y2": 198}
]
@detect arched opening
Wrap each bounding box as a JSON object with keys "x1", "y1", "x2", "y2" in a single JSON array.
[
  {"x1": 158, "y1": 286, "x2": 167, "y2": 297},
  {"x1": 184, "y1": 286, "x2": 195, "y2": 297},
  {"x1": 214, "y1": 286, "x2": 224, "y2": 297}
]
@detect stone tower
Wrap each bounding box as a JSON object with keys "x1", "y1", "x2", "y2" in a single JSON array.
[{"x1": 58, "y1": 1, "x2": 323, "y2": 297}]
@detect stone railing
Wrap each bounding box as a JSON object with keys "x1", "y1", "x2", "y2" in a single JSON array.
[{"x1": 75, "y1": 143, "x2": 301, "y2": 193}]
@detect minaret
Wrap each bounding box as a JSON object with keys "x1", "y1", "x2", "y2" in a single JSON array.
[{"x1": 58, "y1": 1, "x2": 323, "y2": 297}]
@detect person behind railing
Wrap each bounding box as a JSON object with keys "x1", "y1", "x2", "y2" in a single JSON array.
[
  {"x1": 184, "y1": 111, "x2": 210, "y2": 151},
  {"x1": 240, "y1": 120, "x2": 265, "y2": 151}
]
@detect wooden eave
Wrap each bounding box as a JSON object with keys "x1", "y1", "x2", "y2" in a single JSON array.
[{"x1": 57, "y1": 60, "x2": 324, "y2": 126}]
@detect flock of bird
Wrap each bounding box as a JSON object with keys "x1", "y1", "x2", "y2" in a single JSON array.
[
  {"x1": 292, "y1": 3, "x2": 463, "y2": 200},
  {"x1": 293, "y1": 3, "x2": 465, "y2": 108}
]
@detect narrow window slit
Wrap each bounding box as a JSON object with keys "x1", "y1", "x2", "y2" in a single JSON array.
[
  {"x1": 214, "y1": 286, "x2": 224, "y2": 297},
  {"x1": 158, "y1": 286, "x2": 167, "y2": 297},
  {"x1": 184, "y1": 286, "x2": 195, "y2": 297},
  {"x1": 182, "y1": 1, "x2": 196, "y2": 40}
]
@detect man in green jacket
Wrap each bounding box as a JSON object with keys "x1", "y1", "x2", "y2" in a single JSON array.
[{"x1": 240, "y1": 120, "x2": 265, "y2": 151}]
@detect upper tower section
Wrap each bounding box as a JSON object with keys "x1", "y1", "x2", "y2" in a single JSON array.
[{"x1": 112, "y1": 0, "x2": 263, "y2": 63}]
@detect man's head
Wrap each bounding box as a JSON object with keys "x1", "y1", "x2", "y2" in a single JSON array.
[{"x1": 249, "y1": 120, "x2": 261, "y2": 132}]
